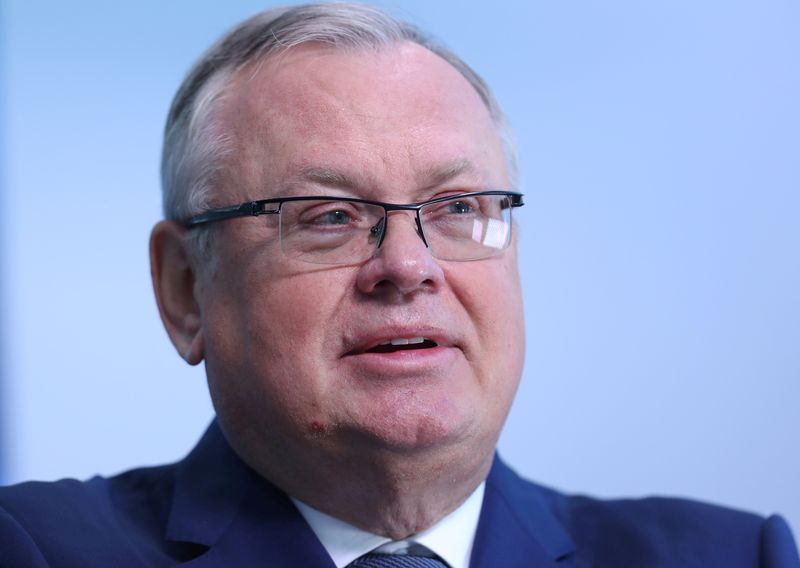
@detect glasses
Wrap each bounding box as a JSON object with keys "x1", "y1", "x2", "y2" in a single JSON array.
[{"x1": 184, "y1": 190, "x2": 524, "y2": 265}]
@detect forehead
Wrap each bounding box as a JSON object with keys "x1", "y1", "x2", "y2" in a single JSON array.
[{"x1": 215, "y1": 42, "x2": 507, "y2": 199}]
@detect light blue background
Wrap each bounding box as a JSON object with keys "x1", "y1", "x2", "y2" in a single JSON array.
[{"x1": 3, "y1": 0, "x2": 799, "y2": 539}]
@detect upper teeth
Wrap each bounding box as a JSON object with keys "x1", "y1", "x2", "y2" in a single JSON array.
[{"x1": 380, "y1": 337, "x2": 426, "y2": 346}]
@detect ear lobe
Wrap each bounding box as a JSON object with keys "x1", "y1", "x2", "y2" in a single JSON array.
[{"x1": 150, "y1": 220, "x2": 205, "y2": 366}]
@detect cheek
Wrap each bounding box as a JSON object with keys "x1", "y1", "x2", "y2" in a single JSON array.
[
  {"x1": 482, "y1": 259, "x2": 525, "y2": 422},
  {"x1": 248, "y1": 269, "x2": 349, "y2": 344},
  {"x1": 462, "y1": 255, "x2": 523, "y2": 330},
  {"x1": 499, "y1": 257, "x2": 526, "y2": 372},
  {"x1": 204, "y1": 267, "x2": 353, "y2": 443},
  {"x1": 450, "y1": 256, "x2": 525, "y2": 384},
  {"x1": 206, "y1": 263, "x2": 353, "y2": 393}
]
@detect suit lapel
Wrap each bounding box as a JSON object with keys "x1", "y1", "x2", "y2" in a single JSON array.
[
  {"x1": 469, "y1": 456, "x2": 576, "y2": 568},
  {"x1": 164, "y1": 426, "x2": 575, "y2": 567},
  {"x1": 177, "y1": 479, "x2": 335, "y2": 567},
  {"x1": 166, "y1": 421, "x2": 335, "y2": 567}
]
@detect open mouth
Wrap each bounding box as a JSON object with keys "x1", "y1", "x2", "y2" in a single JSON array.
[{"x1": 362, "y1": 337, "x2": 439, "y2": 354}]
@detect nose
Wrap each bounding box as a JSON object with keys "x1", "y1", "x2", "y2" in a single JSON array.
[{"x1": 356, "y1": 212, "x2": 445, "y2": 298}]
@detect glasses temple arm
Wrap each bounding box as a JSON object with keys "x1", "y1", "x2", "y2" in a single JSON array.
[{"x1": 184, "y1": 201, "x2": 277, "y2": 227}]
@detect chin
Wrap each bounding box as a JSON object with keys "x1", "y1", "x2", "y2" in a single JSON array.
[{"x1": 340, "y1": 396, "x2": 481, "y2": 455}]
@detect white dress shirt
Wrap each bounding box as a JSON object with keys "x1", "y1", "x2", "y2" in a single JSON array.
[{"x1": 291, "y1": 482, "x2": 485, "y2": 568}]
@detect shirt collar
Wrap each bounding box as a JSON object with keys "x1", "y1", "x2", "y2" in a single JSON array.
[{"x1": 292, "y1": 482, "x2": 485, "y2": 568}]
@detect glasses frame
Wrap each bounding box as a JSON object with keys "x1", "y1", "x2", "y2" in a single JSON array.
[{"x1": 183, "y1": 190, "x2": 524, "y2": 260}]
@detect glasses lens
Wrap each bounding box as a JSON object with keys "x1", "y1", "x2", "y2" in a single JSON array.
[
  {"x1": 420, "y1": 194, "x2": 513, "y2": 261},
  {"x1": 279, "y1": 199, "x2": 385, "y2": 265}
]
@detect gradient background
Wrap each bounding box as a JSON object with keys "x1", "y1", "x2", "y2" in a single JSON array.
[{"x1": 2, "y1": 0, "x2": 798, "y2": 540}]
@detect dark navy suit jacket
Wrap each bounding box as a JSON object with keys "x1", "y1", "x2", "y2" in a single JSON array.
[{"x1": 1, "y1": 421, "x2": 798, "y2": 567}]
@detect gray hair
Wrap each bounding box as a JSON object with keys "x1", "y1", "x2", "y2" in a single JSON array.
[{"x1": 161, "y1": 2, "x2": 518, "y2": 229}]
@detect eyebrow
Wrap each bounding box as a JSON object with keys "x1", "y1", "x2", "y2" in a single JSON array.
[
  {"x1": 418, "y1": 159, "x2": 478, "y2": 189},
  {"x1": 299, "y1": 167, "x2": 362, "y2": 191},
  {"x1": 294, "y1": 159, "x2": 481, "y2": 196}
]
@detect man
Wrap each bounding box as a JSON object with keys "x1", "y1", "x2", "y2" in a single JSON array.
[{"x1": 0, "y1": 3, "x2": 798, "y2": 567}]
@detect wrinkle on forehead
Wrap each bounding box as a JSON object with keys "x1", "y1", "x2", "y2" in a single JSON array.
[
  {"x1": 215, "y1": 42, "x2": 508, "y2": 201},
  {"x1": 293, "y1": 159, "x2": 480, "y2": 194}
]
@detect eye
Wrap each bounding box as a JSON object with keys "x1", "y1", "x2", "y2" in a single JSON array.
[
  {"x1": 317, "y1": 209, "x2": 353, "y2": 225},
  {"x1": 448, "y1": 200, "x2": 473, "y2": 214},
  {"x1": 296, "y1": 202, "x2": 361, "y2": 227}
]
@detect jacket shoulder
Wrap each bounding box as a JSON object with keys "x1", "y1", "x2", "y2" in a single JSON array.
[
  {"x1": 490, "y1": 460, "x2": 799, "y2": 567},
  {"x1": 553, "y1": 489, "x2": 798, "y2": 567},
  {"x1": 0, "y1": 465, "x2": 185, "y2": 567}
]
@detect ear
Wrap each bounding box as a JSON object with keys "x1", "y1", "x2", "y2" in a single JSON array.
[{"x1": 150, "y1": 220, "x2": 205, "y2": 365}]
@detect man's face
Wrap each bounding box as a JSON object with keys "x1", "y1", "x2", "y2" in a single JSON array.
[{"x1": 198, "y1": 43, "x2": 524, "y2": 478}]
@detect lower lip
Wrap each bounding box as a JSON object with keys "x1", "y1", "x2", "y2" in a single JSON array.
[{"x1": 340, "y1": 345, "x2": 459, "y2": 377}]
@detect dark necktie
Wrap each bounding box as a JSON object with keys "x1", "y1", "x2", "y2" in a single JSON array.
[{"x1": 347, "y1": 553, "x2": 448, "y2": 567}]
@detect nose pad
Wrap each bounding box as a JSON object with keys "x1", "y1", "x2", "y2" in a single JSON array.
[
  {"x1": 413, "y1": 215, "x2": 429, "y2": 247},
  {"x1": 370, "y1": 217, "x2": 387, "y2": 247},
  {"x1": 374, "y1": 211, "x2": 428, "y2": 251}
]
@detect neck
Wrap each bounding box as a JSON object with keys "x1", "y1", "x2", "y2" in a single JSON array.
[{"x1": 249, "y1": 441, "x2": 495, "y2": 539}]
